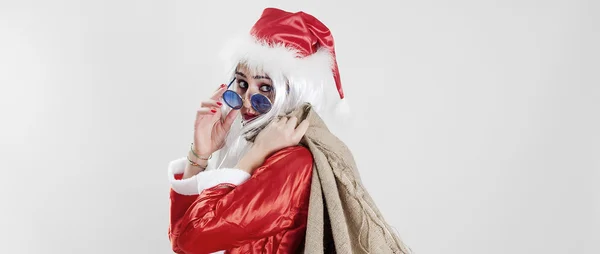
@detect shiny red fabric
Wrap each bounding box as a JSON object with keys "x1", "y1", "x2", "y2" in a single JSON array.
[
  {"x1": 250, "y1": 8, "x2": 344, "y2": 99},
  {"x1": 168, "y1": 146, "x2": 313, "y2": 254}
]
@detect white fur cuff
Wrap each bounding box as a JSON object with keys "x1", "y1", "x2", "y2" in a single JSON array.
[
  {"x1": 168, "y1": 157, "x2": 200, "y2": 195},
  {"x1": 168, "y1": 157, "x2": 251, "y2": 195}
]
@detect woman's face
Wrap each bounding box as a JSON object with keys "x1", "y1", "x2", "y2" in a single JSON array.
[{"x1": 234, "y1": 65, "x2": 275, "y2": 122}]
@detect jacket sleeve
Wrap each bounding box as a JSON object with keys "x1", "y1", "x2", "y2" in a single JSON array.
[{"x1": 167, "y1": 146, "x2": 313, "y2": 254}]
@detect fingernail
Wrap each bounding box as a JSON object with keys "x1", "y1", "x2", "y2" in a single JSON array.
[
  {"x1": 216, "y1": 101, "x2": 222, "y2": 106},
  {"x1": 220, "y1": 84, "x2": 226, "y2": 88},
  {"x1": 211, "y1": 109, "x2": 217, "y2": 113}
]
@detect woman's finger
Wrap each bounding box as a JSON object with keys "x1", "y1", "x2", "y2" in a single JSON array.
[
  {"x1": 200, "y1": 99, "x2": 222, "y2": 109},
  {"x1": 196, "y1": 107, "x2": 217, "y2": 116},
  {"x1": 278, "y1": 116, "x2": 289, "y2": 126},
  {"x1": 222, "y1": 109, "x2": 239, "y2": 129},
  {"x1": 292, "y1": 119, "x2": 310, "y2": 142},
  {"x1": 214, "y1": 83, "x2": 227, "y2": 92},
  {"x1": 286, "y1": 116, "x2": 298, "y2": 130},
  {"x1": 210, "y1": 84, "x2": 228, "y2": 100},
  {"x1": 270, "y1": 116, "x2": 281, "y2": 125}
]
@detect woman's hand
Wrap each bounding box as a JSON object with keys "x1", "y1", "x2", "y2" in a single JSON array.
[
  {"x1": 253, "y1": 116, "x2": 310, "y2": 157},
  {"x1": 235, "y1": 116, "x2": 309, "y2": 174},
  {"x1": 193, "y1": 84, "x2": 239, "y2": 157}
]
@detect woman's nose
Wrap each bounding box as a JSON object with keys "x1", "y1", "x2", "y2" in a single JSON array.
[{"x1": 242, "y1": 91, "x2": 253, "y2": 108}]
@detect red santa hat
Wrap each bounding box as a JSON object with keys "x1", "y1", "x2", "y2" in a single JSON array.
[{"x1": 220, "y1": 7, "x2": 348, "y2": 112}]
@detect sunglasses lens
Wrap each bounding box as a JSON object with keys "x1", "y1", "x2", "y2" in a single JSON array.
[
  {"x1": 222, "y1": 90, "x2": 242, "y2": 109},
  {"x1": 251, "y1": 94, "x2": 272, "y2": 114}
]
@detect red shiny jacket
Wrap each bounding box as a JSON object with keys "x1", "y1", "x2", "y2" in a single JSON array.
[{"x1": 168, "y1": 146, "x2": 313, "y2": 254}]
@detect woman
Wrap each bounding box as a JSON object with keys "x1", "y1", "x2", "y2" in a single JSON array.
[
  {"x1": 168, "y1": 7, "x2": 410, "y2": 254},
  {"x1": 167, "y1": 8, "x2": 342, "y2": 254}
]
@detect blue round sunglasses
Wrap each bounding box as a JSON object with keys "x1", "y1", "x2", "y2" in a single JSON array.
[{"x1": 222, "y1": 77, "x2": 273, "y2": 114}]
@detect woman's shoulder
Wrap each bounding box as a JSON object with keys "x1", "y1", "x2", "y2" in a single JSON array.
[
  {"x1": 269, "y1": 145, "x2": 312, "y2": 160},
  {"x1": 248, "y1": 145, "x2": 313, "y2": 193},
  {"x1": 261, "y1": 145, "x2": 313, "y2": 171}
]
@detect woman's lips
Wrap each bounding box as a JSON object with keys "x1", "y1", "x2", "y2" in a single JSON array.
[{"x1": 242, "y1": 113, "x2": 258, "y2": 121}]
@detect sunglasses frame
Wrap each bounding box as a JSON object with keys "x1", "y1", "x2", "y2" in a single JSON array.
[{"x1": 221, "y1": 77, "x2": 273, "y2": 114}]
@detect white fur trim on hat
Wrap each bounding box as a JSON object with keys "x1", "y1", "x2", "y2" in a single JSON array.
[{"x1": 219, "y1": 33, "x2": 338, "y2": 97}]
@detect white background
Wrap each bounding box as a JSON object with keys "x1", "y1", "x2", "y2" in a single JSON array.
[{"x1": 1, "y1": 0, "x2": 598, "y2": 253}]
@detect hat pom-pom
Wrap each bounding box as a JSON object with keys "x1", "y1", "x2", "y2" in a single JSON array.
[{"x1": 335, "y1": 97, "x2": 351, "y2": 120}]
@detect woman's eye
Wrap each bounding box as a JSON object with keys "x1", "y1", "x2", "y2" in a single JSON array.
[
  {"x1": 237, "y1": 80, "x2": 248, "y2": 89},
  {"x1": 259, "y1": 85, "x2": 272, "y2": 92}
]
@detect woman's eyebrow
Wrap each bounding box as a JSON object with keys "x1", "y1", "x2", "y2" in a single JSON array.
[
  {"x1": 235, "y1": 71, "x2": 270, "y2": 80},
  {"x1": 253, "y1": 75, "x2": 271, "y2": 80}
]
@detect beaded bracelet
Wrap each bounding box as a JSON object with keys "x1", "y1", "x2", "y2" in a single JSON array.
[
  {"x1": 190, "y1": 143, "x2": 212, "y2": 160},
  {"x1": 186, "y1": 156, "x2": 206, "y2": 168}
]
